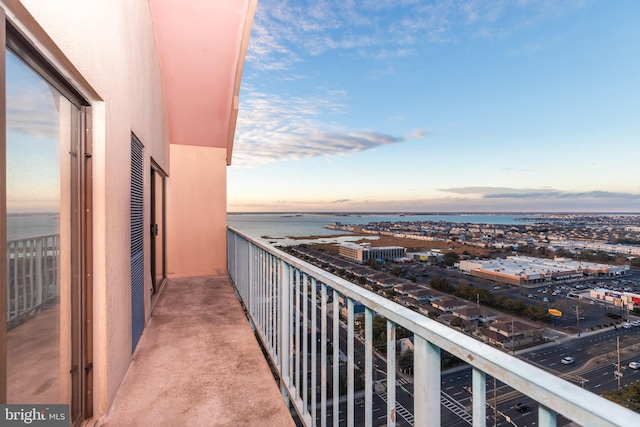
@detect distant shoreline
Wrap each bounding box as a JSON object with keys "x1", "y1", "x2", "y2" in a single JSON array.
[{"x1": 228, "y1": 211, "x2": 640, "y2": 216}]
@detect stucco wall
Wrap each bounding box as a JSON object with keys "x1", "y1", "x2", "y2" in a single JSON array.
[
  {"x1": 7, "y1": 0, "x2": 169, "y2": 416},
  {"x1": 167, "y1": 144, "x2": 228, "y2": 278}
]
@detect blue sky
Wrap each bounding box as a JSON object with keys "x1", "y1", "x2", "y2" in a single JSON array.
[{"x1": 229, "y1": 0, "x2": 640, "y2": 213}]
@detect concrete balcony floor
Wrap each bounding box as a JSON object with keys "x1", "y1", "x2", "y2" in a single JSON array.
[{"x1": 99, "y1": 276, "x2": 295, "y2": 427}]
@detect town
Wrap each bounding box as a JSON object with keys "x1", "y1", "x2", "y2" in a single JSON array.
[{"x1": 279, "y1": 214, "x2": 640, "y2": 419}]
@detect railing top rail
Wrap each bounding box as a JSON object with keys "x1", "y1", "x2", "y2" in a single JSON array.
[
  {"x1": 227, "y1": 226, "x2": 640, "y2": 426},
  {"x1": 7, "y1": 234, "x2": 60, "y2": 245}
]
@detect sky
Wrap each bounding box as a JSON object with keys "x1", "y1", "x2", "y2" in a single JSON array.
[
  {"x1": 6, "y1": 49, "x2": 62, "y2": 213},
  {"x1": 228, "y1": 0, "x2": 640, "y2": 213}
]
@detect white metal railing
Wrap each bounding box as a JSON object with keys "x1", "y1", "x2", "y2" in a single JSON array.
[
  {"x1": 6, "y1": 234, "x2": 59, "y2": 329},
  {"x1": 227, "y1": 226, "x2": 639, "y2": 427}
]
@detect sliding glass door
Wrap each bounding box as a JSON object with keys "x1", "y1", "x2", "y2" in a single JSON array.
[{"x1": 2, "y1": 15, "x2": 91, "y2": 425}]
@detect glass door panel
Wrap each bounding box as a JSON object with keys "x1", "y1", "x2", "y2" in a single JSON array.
[{"x1": 5, "y1": 47, "x2": 79, "y2": 407}]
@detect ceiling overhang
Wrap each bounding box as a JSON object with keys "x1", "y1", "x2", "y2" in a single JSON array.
[{"x1": 149, "y1": 0, "x2": 257, "y2": 165}]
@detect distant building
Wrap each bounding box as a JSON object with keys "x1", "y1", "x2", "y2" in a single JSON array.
[
  {"x1": 458, "y1": 256, "x2": 629, "y2": 286},
  {"x1": 339, "y1": 242, "x2": 406, "y2": 264},
  {"x1": 589, "y1": 288, "x2": 640, "y2": 310},
  {"x1": 411, "y1": 251, "x2": 444, "y2": 263}
]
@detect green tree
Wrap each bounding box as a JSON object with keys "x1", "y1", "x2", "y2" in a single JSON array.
[
  {"x1": 601, "y1": 381, "x2": 640, "y2": 412},
  {"x1": 399, "y1": 350, "x2": 413, "y2": 375},
  {"x1": 443, "y1": 251, "x2": 460, "y2": 266},
  {"x1": 450, "y1": 317, "x2": 464, "y2": 329}
]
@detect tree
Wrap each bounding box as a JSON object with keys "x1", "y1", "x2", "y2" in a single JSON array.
[
  {"x1": 399, "y1": 350, "x2": 413, "y2": 375},
  {"x1": 601, "y1": 381, "x2": 640, "y2": 411},
  {"x1": 443, "y1": 251, "x2": 460, "y2": 266},
  {"x1": 450, "y1": 317, "x2": 465, "y2": 329}
]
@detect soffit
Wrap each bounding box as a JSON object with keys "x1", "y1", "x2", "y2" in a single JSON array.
[{"x1": 149, "y1": 0, "x2": 253, "y2": 155}]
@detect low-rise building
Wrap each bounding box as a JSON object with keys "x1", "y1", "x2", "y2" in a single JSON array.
[
  {"x1": 458, "y1": 256, "x2": 629, "y2": 286},
  {"x1": 339, "y1": 242, "x2": 406, "y2": 264}
]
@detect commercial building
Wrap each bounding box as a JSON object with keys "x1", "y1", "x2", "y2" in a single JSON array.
[
  {"x1": 338, "y1": 242, "x2": 406, "y2": 264},
  {"x1": 458, "y1": 256, "x2": 629, "y2": 286},
  {"x1": 589, "y1": 288, "x2": 640, "y2": 310}
]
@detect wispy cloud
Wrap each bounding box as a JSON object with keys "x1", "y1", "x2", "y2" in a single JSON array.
[
  {"x1": 234, "y1": 89, "x2": 409, "y2": 166},
  {"x1": 438, "y1": 187, "x2": 640, "y2": 200},
  {"x1": 7, "y1": 83, "x2": 59, "y2": 139},
  {"x1": 248, "y1": 0, "x2": 591, "y2": 66}
]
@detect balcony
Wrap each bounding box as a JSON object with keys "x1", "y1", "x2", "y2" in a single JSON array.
[
  {"x1": 226, "y1": 227, "x2": 640, "y2": 427},
  {"x1": 6, "y1": 234, "x2": 294, "y2": 426},
  {"x1": 8, "y1": 230, "x2": 640, "y2": 426}
]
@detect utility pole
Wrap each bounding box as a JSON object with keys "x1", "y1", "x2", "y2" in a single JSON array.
[
  {"x1": 511, "y1": 319, "x2": 515, "y2": 355},
  {"x1": 616, "y1": 336, "x2": 622, "y2": 390},
  {"x1": 493, "y1": 376, "x2": 497, "y2": 427}
]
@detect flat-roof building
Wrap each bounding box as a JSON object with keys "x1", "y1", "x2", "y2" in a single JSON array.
[
  {"x1": 458, "y1": 256, "x2": 629, "y2": 286},
  {"x1": 338, "y1": 242, "x2": 406, "y2": 264}
]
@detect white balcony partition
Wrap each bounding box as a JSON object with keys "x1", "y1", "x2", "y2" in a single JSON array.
[{"x1": 228, "y1": 226, "x2": 638, "y2": 427}]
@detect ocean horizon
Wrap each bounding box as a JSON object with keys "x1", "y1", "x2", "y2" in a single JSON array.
[{"x1": 227, "y1": 212, "x2": 545, "y2": 245}]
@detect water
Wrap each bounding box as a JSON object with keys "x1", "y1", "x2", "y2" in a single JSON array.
[
  {"x1": 7, "y1": 213, "x2": 59, "y2": 241},
  {"x1": 6, "y1": 211, "x2": 536, "y2": 244},
  {"x1": 227, "y1": 212, "x2": 535, "y2": 245}
]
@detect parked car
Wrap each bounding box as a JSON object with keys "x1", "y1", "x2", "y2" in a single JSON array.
[
  {"x1": 629, "y1": 361, "x2": 640, "y2": 370},
  {"x1": 623, "y1": 323, "x2": 632, "y2": 329},
  {"x1": 561, "y1": 356, "x2": 575, "y2": 365},
  {"x1": 512, "y1": 402, "x2": 529, "y2": 412}
]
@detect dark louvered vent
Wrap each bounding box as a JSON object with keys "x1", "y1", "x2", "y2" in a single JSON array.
[{"x1": 131, "y1": 134, "x2": 145, "y2": 352}]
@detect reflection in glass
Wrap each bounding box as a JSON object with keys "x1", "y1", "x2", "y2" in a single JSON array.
[{"x1": 5, "y1": 48, "x2": 76, "y2": 405}]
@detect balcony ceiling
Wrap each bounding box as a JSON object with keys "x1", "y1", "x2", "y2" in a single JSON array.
[{"x1": 149, "y1": 0, "x2": 256, "y2": 160}]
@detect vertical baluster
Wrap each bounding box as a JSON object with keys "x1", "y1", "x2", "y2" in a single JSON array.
[
  {"x1": 472, "y1": 368, "x2": 486, "y2": 427},
  {"x1": 347, "y1": 298, "x2": 355, "y2": 427},
  {"x1": 20, "y1": 242, "x2": 26, "y2": 313},
  {"x1": 289, "y1": 266, "x2": 295, "y2": 392},
  {"x1": 321, "y1": 283, "x2": 327, "y2": 427},
  {"x1": 279, "y1": 260, "x2": 291, "y2": 406},
  {"x1": 28, "y1": 239, "x2": 35, "y2": 310},
  {"x1": 332, "y1": 288, "x2": 339, "y2": 427},
  {"x1": 311, "y1": 278, "x2": 317, "y2": 426},
  {"x1": 267, "y1": 254, "x2": 273, "y2": 353},
  {"x1": 387, "y1": 320, "x2": 396, "y2": 427},
  {"x1": 303, "y1": 274, "x2": 309, "y2": 413},
  {"x1": 413, "y1": 335, "x2": 440, "y2": 427},
  {"x1": 539, "y1": 404, "x2": 557, "y2": 427},
  {"x1": 364, "y1": 307, "x2": 373, "y2": 427},
  {"x1": 272, "y1": 254, "x2": 278, "y2": 357},
  {"x1": 295, "y1": 269, "x2": 301, "y2": 398}
]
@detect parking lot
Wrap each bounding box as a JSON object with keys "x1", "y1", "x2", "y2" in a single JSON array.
[{"x1": 394, "y1": 262, "x2": 640, "y2": 333}]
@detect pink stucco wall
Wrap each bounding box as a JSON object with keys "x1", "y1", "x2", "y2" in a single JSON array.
[{"x1": 167, "y1": 144, "x2": 228, "y2": 277}]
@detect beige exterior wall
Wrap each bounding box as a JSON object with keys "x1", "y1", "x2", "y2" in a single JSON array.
[
  {"x1": 5, "y1": 0, "x2": 170, "y2": 415},
  {"x1": 167, "y1": 144, "x2": 228, "y2": 278}
]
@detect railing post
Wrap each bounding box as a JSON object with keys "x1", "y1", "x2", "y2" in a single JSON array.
[
  {"x1": 364, "y1": 307, "x2": 373, "y2": 427},
  {"x1": 347, "y1": 298, "x2": 354, "y2": 427},
  {"x1": 310, "y1": 278, "x2": 317, "y2": 426},
  {"x1": 295, "y1": 270, "x2": 301, "y2": 397},
  {"x1": 472, "y1": 367, "x2": 486, "y2": 427},
  {"x1": 302, "y1": 274, "x2": 309, "y2": 414},
  {"x1": 332, "y1": 288, "x2": 339, "y2": 427},
  {"x1": 387, "y1": 320, "x2": 396, "y2": 427},
  {"x1": 321, "y1": 283, "x2": 327, "y2": 427},
  {"x1": 279, "y1": 260, "x2": 291, "y2": 407},
  {"x1": 414, "y1": 335, "x2": 440, "y2": 427},
  {"x1": 539, "y1": 404, "x2": 557, "y2": 427},
  {"x1": 35, "y1": 237, "x2": 44, "y2": 307}
]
